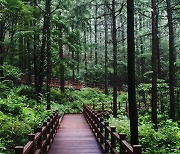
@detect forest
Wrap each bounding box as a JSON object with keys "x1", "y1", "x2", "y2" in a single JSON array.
[{"x1": 0, "y1": 0, "x2": 179, "y2": 153}]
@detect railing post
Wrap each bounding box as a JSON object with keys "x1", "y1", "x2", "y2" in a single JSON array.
[
  {"x1": 47, "y1": 118, "x2": 51, "y2": 146},
  {"x1": 94, "y1": 112, "x2": 98, "y2": 136},
  {"x1": 102, "y1": 103, "x2": 104, "y2": 113},
  {"x1": 36, "y1": 127, "x2": 42, "y2": 151},
  {"x1": 15, "y1": 146, "x2": 24, "y2": 154},
  {"x1": 97, "y1": 114, "x2": 101, "y2": 139},
  {"x1": 119, "y1": 134, "x2": 126, "y2": 153},
  {"x1": 50, "y1": 115, "x2": 54, "y2": 141},
  {"x1": 43, "y1": 122, "x2": 48, "y2": 153},
  {"x1": 111, "y1": 127, "x2": 116, "y2": 154},
  {"x1": 133, "y1": 145, "x2": 142, "y2": 154},
  {"x1": 104, "y1": 122, "x2": 109, "y2": 153},
  {"x1": 100, "y1": 117, "x2": 104, "y2": 145},
  {"x1": 28, "y1": 134, "x2": 35, "y2": 153}
]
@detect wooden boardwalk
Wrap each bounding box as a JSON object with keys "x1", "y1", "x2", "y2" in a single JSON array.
[{"x1": 48, "y1": 114, "x2": 103, "y2": 154}]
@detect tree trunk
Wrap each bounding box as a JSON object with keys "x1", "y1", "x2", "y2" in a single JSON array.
[
  {"x1": 36, "y1": 0, "x2": 51, "y2": 103},
  {"x1": 104, "y1": 0, "x2": 108, "y2": 95},
  {"x1": 139, "y1": 14, "x2": 145, "y2": 83},
  {"x1": 27, "y1": 37, "x2": 32, "y2": 85},
  {"x1": 84, "y1": 28, "x2": 87, "y2": 78},
  {"x1": 127, "y1": 0, "x2": 138, "y2": 145},
  {"x1": 94, "y1": 3, "x2": 98, "y2": 65},
  {"x1": 0, "y1": 22, "x2": 5, "y2": 80},
  {"x1": 58, "y1": 23, "x2": 65, "y2": 93},
  {"x1": 33, "y1": 0, "x2": 38, "y2": 94},
  {"x1": 46, "y1": 12, "x2": 51, "y2": 110},
  {"x1": 166, "y1": 0, "x2": 176, "y2": 121},
  {"x1": 151, "y1": 0, "x2": 158, "y2": 130},
  {"x1": 112, "y1": 0, "x2": 117, "y2": 117}
]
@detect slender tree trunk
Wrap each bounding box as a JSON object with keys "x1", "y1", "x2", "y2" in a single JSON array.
[
  {"x1": 33, "y1": 0, "x2": 38, "y2": 93},
  {"x1": 36, "y1": 0, "x2": 50, "y2": 103},
  {"x1": 0, "y1": 22, "x2": 5, "y2": 80},
  {"x1": 84, "y1": 28, "x2": 87, "y2": 78},
  {"x1": 127, "y1": 0, "x2": 138, "y2": 145},
  {"x1": 72, "y1": 50, "x2": 75, "y2": 81},
  {"x1": 139, "y1": 14, "x2": 145, "y2": 83},
  {"x1": 19, "y1": 36, "x2": 25, "y2": 73},
  {"x1": 89, "y1": 20, "x2": 93, "y2": 60},
  {"x1": 112, "y1": 0, "x2": 117, "y2": 117},
  {"x1": 151, "y1": 0, "x2": 158, "y2": 130},
  {"x1": 166, "y1": 0, "x2": 176, "y2": 121},
  {"x1": 58, "y1": 23, "x2": 65, "y2": 93},
  {"x1": 46, "y1": 12, "x2": 51, "y2": 110},
  {"x1": 27, "y1": 37, "x2": 32, "y2": 85},
  {"x1": 94, "y1": 3, "x2": 98, "y2": 65},
  {"x1": 104, "y1": 0, "x2": 108, "y2": 95},
  {"x1": 156, "y1": 3, "x2": 161, "y2": 79},
  {"x1": 121, "y1": 15, "x2": 127, "y2": 85}
]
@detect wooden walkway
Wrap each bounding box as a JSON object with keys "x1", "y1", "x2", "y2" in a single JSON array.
[{"x1": 48, "y1": 114, "x2": 103, "y2": 154}]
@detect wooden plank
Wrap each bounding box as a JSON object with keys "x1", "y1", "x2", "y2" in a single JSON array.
[{"x1": 48, "y1": 114, "x2": 103, "y2": 154}]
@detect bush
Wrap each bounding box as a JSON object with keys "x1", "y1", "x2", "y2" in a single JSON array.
[{"x1": 2, "y1": 64, "x2": 22, "y2": 82}]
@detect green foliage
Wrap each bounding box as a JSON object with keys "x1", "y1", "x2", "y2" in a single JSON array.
[
  {"x1": 108, "y1": 111, "x2": 180, "y2": 154},
  {"x1": 0, "y1": 84, "x2": 52, "y2": 154},
  {"x1": 1, "y1": 64, "x2": 21, "y2": 82}
]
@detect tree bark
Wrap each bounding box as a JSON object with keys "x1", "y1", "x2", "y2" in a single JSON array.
[
  {"x1": 46, "y1": 10, "x2": 51, "y2": 110},
  {"x1": 0, "y1": 22, "x2": 5, "y2": 80},
  {"x1": 112, "y1": 0, "x2": 117, "y2": 117},
  {"x1": 104, "y1": 0, "x2": 108, "y2": 95},
  {"x1": 94, "y1": 3, "x2": 98, "y2": 65},
  {"x1": 166, "y1": 0, "x2": 176, "y2": 121},
  {"x1": 36, "y1": 0, "x2": 51, "y2": 103},
  {"x1": 151, "y1": 0, "x2": 158, "y2": 130},
  {"x1": 58, "y1": 23, "x2": 65, "y2": 93},
  {"x1": 127, "y1": 0, "x2": 138, "y2": 145}
]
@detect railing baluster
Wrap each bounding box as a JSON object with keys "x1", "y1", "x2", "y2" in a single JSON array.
[
  {"x1": 43, "y1": 122, "x2": 48, "y2": 153},
  {"x1": 100, "y1": 117, "x2": 104, "y2": 146},
  {"x1": 36, "y1": 127, "x2": 42, "y2": 151},
  {"x1": 28, "y1": 134, "x2": 35, "y2": 153},
  {"x1": 120, "y1": 134, "x2": 126, "y2": 153},
  {"x1": 111, "y1": 127, "x2": 116, "y2": 154},
  {"x1": 104, "y1": 122, "x2": 109, "y2": 153}
]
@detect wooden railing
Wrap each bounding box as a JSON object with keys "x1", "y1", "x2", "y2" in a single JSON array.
[
  {"x1": 83, "y1": 104, "x2": 142, "y2": 154},
  {"x1": 15, "y1": 111, "x2": 63, "y2": 154}
]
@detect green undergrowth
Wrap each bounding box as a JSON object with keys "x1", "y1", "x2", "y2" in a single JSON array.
[
  {"x1": 108, "y1": 111, "x2": 180, "y2": 154},
  {"x1": 0, "y1": 79, "x2": 179, "y2": 154},
  {"x1": 0, "y1": 82, "x2": 53, "y2": 154}
]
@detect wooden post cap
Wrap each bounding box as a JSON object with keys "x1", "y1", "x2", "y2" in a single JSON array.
[{"x1": 15, "y1": 146, "x2": 24, "y2": 154}]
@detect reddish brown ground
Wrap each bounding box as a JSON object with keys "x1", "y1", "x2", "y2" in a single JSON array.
[{"x1": 48, "y1": 114, "x2": 103, "y2": 154}]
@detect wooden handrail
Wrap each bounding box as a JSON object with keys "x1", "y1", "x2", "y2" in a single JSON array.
[
  {"x1": 83, "y1": 104, "x2": 142, "y2": 154},
  {"x1": 15, "y1": 111, "x2": 63, "y2": 154}
]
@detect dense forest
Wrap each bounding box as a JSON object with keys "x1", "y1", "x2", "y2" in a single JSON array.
[{"x1": 0, "y1": 0, "x2": 179, "y2": 153}]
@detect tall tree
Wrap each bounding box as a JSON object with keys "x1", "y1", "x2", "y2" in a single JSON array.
[
  {"x1": 166, "y1": 0, "x2": 176, "y2": 121},
  {"x1": 104, "y1": 0, "x2": 109, "y2": 95},
  {"x1": 46, "y1": 1, "x2": 51, "y2": 110},
  {"x1": 36, "y1": 0, "x2": 51, "y2": 103},
  {"x1": 94, "y1": 2, "x2": 98, "y2": 65},
  {"x1": 112, "y1": 0, "x2": 117, "y2": 117},
  {"x1": 0, "y1": 22, "x2": 5, "y2": 80},
  {"x1": 127, "y1": 0, "x2": 138, "y2": 145},
  {"x1": 58, "y1": 20, "x2": 65, "y2": 93},
  {"x1": 151, "y1": 0, "x2": 158, "y2": 130}
]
